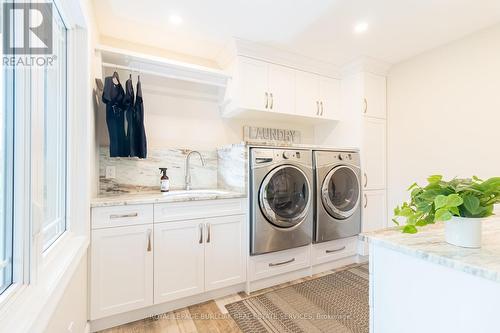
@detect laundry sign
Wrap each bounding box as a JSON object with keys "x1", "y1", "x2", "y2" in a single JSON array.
[{"x1": 243, "y1": 126, "x2": 301, "y2": 145}]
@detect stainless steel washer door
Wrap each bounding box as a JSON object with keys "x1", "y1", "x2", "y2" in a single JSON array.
[
  {"x1": 259, "y1": 165, "x2": 311, "y2": 228},
  {"x1": 321, "y1": 165, "x2": 360, "y2": 219}
]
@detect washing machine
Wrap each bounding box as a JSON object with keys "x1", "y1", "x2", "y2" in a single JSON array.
[
  {"x1": 250, "y1": 147, "x2": 313, "y2": 255},
  {"x1": 313, "y1": 150, "x2": 361, "y2": 243}
]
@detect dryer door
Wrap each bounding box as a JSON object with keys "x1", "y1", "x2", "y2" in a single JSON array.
[
  {"x1": 259, "y1": 165, "x2": 311, "y2": 228},
  {"x1": 322, "y1": 165, "x2": 360, "y2": 219}
]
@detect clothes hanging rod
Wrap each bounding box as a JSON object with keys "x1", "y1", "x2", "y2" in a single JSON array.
[{"x1": 101, "y1": 62, "x2": 227, "y2": 87}]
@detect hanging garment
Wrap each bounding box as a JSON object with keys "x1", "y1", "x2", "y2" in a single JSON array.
[
  {"x1": 130, "y1": 78, "x2": 147, "y2": 158},
  {"x1": 124, "y1": 76, "x2": 134, "y2": 156},
  {"x1": 102, "y1": 74, "x2": 128, "y2": 157}
]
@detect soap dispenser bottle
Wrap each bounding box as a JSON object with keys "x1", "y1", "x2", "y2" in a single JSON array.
[{"x1": 159, "y1": 168, "x2": 170, "y2": 192}]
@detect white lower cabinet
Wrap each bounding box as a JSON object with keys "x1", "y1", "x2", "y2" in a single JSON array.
[
  {"x1": 154, "y1": 215, "x2": 246, "y2": 303},
  {"x1": 91, "y1": 224, "x2": 153, "y2": 320},
  {"x1": 154, "y1": 220, "x2": 205, "y2": 304},
  {"x1": 362, "y1": 190, "x2": 387, "y2": 232},
  {"x1": 204, "y1": 215, "x2": 246, "y2": 291}
]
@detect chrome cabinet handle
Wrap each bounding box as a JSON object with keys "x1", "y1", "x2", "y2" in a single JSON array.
[
  {"x1": 270, "y1": 93, "x2": 274, "y2": 109},
  {"x1": 199, "y1": 223, "x2": 203, "y2": 244},
  {"x1": 363, "y1": 98, "x2": 368, "y2": 114},
  {"x1": 364, "y1": 172, "x2": 368, "y2": 188},
  {"x1": 265, "y1": 92, "x2": 269, "y2": 109},
  {"x1": 326, "y1": 246, "x2": 346, "y2": 253},
  {"x1": 206, "y1": 223, "x2": 211, "y2": 243},
  {"x1": 147, "y1": 229, "x2": 152, "y2": 252},
  {"x1": 269, "y1": 258, "x2": 295, "y2": 267},
  {"x1": 320, "y1": 101, "x2": 324, "y2": 116},
  {"x1": 364, "y1": 193, "x2": 368, "y2": 208},
  {"x1": 316, "y1": 101, "x2": 320, "y2": 115},
  {"x1": 110, "y1": 212, "x2": 138, "y2": 219}
]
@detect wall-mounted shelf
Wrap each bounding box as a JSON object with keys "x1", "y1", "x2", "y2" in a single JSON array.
[{"x1": 96, "y1": 45, "x2": 230, "y2": 89}]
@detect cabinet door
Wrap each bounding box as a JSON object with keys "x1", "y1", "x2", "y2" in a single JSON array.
[
  {"x1": 362, "y1": 118, "x2": 386, "y2": 190},
  {"x1": 362, "y1": 190, "x2": 387, "y2": 232},
  {"x1": 238, "y1": 57, "x2": 269, "y2": 111},
  {"x1": 154, "y1": 221, "x2": 204, "y2": 303},
  {"x1": 268, "y1": 64, "x2": 295, "y2": 114},
  {"x1": 91, "y1": 224, "x2": 153, "y2": 319},
  {"x1": 319, "y1": 77, "x2": 341, "y2": 120},
  {"x1": 363, "y1": 73, "x2": 386, "y2": 119},
  {"x1": 204, "y1": 215, "x2": 246, "y2": 291},
  {"x1": 295, "y1": 71, "x2": 320, "y2": 117}
]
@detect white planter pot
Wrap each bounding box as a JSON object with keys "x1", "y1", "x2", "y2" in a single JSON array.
[{"x1": 445, "y1": 216, "x2": 484, "y2": 248}]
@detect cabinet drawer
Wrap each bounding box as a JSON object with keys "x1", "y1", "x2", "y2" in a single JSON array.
[
  {"x1": 154, "y1": 199, "x2": 246, "y2": 223},
  {"x1": 92, "y1": 204, "x2": 154, "y2": 229},
  {"x1": 249, "y1": 245, "x2": 310, "y2": 281},
  {"x1": 312, "y1": 237, "x2": 358, "y2": 265}
]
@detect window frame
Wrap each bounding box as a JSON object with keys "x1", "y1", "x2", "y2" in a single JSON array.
[{"x1": 0, "y1": 1, "x2": 91, "y2": 328}]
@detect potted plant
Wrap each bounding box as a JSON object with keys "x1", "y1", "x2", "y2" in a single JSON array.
[{"x1": 393, "y1": 175, "x2": 500, "y2": 248}]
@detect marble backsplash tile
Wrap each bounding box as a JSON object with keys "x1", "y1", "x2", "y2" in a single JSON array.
[
  {"x1": 99, "y1": 146, "x2": 218, "y2": 194},
  {"x1": 217, "y1": 143, "x2": 247, "y2": 193}
]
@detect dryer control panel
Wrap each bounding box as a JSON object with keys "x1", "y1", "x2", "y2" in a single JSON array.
[{"x1": 251, "y1": 148, "x2": 311, "y2": 167}]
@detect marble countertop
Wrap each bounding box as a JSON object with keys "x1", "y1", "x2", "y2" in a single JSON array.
[
  {"x1": 91, "y1": 189, "x2": 246, "y2": 207},
  {"x1": 362, "y1": 218, "x2": 500, "y2": 283}
]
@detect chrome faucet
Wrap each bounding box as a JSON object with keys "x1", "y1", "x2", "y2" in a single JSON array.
[{"x1": 185, "y1": 150, "x2": 206, "y2": 190}]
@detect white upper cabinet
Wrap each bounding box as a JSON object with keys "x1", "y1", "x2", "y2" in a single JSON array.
[
  {"x1": 268, "y1": 63, "x2": 296, "y2": 113},
  {"x1": 362, "y1": 72, "x2": 386, "y2": 119},
  {"x1": 295, "y1": 71, "x2": 320, "y2": 118},
  {"x1": 154, "y1": 220, "x2": 205, "y2": 304},
  {"x1": 237, "y1": 57, "x2": 269, "y2": 111},
  {"x1": 319, "y1": 77, "x2": 341, "y2": 120},
  {"x1": 237, "y1": 57, "x2": 295, "y2": 113},
  {"x1": 362, "y1": 117, "x2": 386, "y2": 190},
  {"x1": 91, "y1": 224, "x2": 153, "y2": 320},
  {"x1": 204, "y1": 215, "x2": 246, "y2": 291},
  {"x1": 296, "y1": 71, "x2": 340, "y2": 119},
  {"x1": 223, "y1": 56, "x2": 340, "y2": 122}
]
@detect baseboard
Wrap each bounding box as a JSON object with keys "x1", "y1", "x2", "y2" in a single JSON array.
[{"x1": 90, "y1": 283, "x2": 245, "y2": 332}]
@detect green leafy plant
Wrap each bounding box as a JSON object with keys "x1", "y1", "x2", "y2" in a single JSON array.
[{"x1": 393, "y1": 175, "x2": 500, "y2": 233}]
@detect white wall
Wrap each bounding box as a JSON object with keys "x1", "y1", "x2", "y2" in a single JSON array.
[
  {"x1": 97, "y1": 68, "x2": 317, "y2": 150},
  {"x1": 387, "y1": 23, "x2": 500, "y2": 215},
  {"x1": 44, "y1": 254, "x2": 88, "y2": 333}
]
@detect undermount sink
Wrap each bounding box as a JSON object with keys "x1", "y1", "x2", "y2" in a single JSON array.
[{"x1": 162, "y1": 189, "x2": 228, "y2": 196}]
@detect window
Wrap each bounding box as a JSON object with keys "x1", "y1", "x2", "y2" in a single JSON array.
[
  {"x1": 0, "y1": 55, "x2": 14, "y2": 295},
  {"x1": 1, "y1": 1, "x2": 15, "y2": 295},
  {"x1": 41, "y1": 6, "x2": 67, "y2": 251},
  {"x1": 0, "y1": 0, "x2": 69, "y2": 296}
]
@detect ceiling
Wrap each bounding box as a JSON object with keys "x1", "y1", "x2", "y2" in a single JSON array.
[{"x1": 93, "y1": 0, "x2": 500, "y2": 68}]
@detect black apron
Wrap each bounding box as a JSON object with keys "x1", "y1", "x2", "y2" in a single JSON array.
[
  {"x1": 102, "y1": 76, "x2": 128, "y2": 157},
  {"x1": 130, "y1": 79, "x2": 147, "y2": 158}
]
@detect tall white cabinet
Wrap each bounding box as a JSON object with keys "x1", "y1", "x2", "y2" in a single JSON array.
[
  {"x1": 360, "y1": 72, "x2": 387, "y2": 233},
  {"x1": 340, "y1": 69, "x2": 388, "y2": 235}
]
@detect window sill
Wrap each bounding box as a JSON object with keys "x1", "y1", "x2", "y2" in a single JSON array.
[{"x1": 0, "y1": 233, "x2": 89, "y2": 332}]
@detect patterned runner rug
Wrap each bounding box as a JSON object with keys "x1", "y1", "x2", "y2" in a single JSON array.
[{"x1": 226, "y1": 264, "x2": 369, "y2": 333}]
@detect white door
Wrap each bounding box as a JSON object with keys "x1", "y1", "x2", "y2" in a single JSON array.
[
  {"x1": 268, "y1": 64, "x2": 295, "y2": 114},
  {"x1": 319, "y1": 77, "x2": 341, "y2": 120},
  {"x1": 362, "y1": 118, "x2": 386, "y2": 190},
  {"x1": 363, "y1": 72, "x2": 386, "y2": 119},
  {"x1": 91, "y1": 224, "x2": 153, "y2": 319},
  {"x1": 295, "y1": 71, "x2": 320, "y2": 117},
  {"x1": 154, "y1": 221, "x2": 204, "y2": 303},
  {"x1": 204, "y1": 215, "x2": 246, "y2": 291},
  {"x1": 362, "y1": 190, "x2": 387, "y2": 232},
  {"x1": 238, "y1": 57, "x2": 269, "y2": 111}
]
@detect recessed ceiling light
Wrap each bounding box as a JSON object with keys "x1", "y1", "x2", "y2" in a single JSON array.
[
  {"x1": 169, "y1": 14, "x2": 183, "y2": 25},
  {"x1": 354, "y1": 22, "x2": 368, "y2": 34}
]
